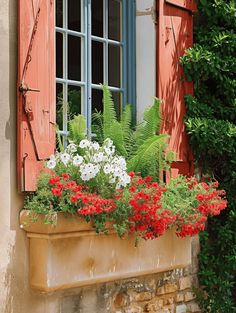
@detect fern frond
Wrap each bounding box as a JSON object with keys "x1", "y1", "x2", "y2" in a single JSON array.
[
  {"x1": 108, "y1": 121, "x2": 127, "y2": 156},
  {"x1": 92, "y1": 110, "x2": 104, "y2": 144},
  {"x1": 120, "y1": 104, "x2": 135, "y2": 156},
  {"x1": 127, "y1": 134, "x2": 168, "y2": 180},
  {"x1": 120, "y1": 104, "x2": 132, "y2": 138},
  {"x1": 102, "y1": 85, "x2": 117, "y2": 139},
  {"x1": 56, "y1": 125, "x2": 64, "y2": 152},
  {"x1": 134, "y1": 98, "x2": 162, "y2": 147},
  {"x1": 68, "y1": 114, "x2": 86, "y2": 144}
]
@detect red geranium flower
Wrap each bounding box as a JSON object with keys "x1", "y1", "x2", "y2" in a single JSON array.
[{"x1": 62, "y1": 173, "x2": 70, "y2": 180}]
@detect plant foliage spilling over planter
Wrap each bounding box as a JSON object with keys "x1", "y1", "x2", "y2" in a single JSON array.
[{"x1": 24, "y1": 137, "x2": 227, "y2": 240}]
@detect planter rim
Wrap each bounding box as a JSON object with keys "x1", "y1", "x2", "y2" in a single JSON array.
[{"x1": 20, "y1": 209, "x2": 105, "y2": 235}]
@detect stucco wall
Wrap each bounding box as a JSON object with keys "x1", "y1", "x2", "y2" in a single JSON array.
[{"x1": 136, "y1": 0, "x2": 156, "y2": 120}]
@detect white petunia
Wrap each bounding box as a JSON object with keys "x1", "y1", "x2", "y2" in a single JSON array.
[
  {"x1": 103, "y1": 164, "x2": 112, "y2": 174},
  {"x1": 119, "y1": 173, "x2": 131, "y2": 187},
  {"x1": 79, "y1": 139, "x2": 91, "y2": 149},
  {"x1": 104, "y1": 145, "x2": 115, "y2": 156},
  {"x1": 113, "y1": 166, "x2": 122, "y2": 177},
  {"x1": 80, "y1": 163, "x2": 99, "y2": 180},
  {"x1": 91, "y1": 142, "x2": 100, "y2": 151},
  {"x1": 47, "y1": 159, "x2": 56, "y2": 169},
  {"x1": 60, "y1": 152, "x2": 70, "y2": 165},
  {"x1": 66, "y1": 143, "x2": 77, "y2": 153},
  {"x1": 104, "y1": 138, "x2": 113, "y2": 148},
  {"x1": 93, "y1": 152, "x2": 105, "y2": 163},
  {"x1": 73, "y1": 155, "x2": 83, "y2": 166},
  {"x1": 117, "y1": 157, "x2": 127, "y2": 170},
  {"x1": 81, "y1": 172, "x2": 90, "y2": 181},
  {"x1": 109, "y1": 176, "x2": 116, "y2": 184}
]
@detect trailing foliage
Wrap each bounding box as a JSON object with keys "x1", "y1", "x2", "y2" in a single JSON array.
[{"x1": 180, "y1": 0, "x2": 236, "y2": 311}]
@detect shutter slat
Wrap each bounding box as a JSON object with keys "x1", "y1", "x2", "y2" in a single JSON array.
[
  {"x1": 165, "y1": 0, "x2": 197, "y2": 12},
  {"x1": 18, "y1": 0, "x2": 55, "y2": 191},
  {"x1": 157, "y1": 0, "x2": 194, "y2": 177}
]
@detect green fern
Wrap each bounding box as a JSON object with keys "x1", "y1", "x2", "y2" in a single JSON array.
[
  {"x1": 134, "y1": 98, "x2": 162, "y2": 147},
  {"x1": 102, "y1": 85, "x2": 117, "y2": 139},
  {"x1": 127, "y1": 134, "x2": 169, "y2": 181},
  {"x1": 56, "y1": 125, "x2": 65, "y2": 152},
  {"x1": 67, "y1": 85, "x2": 172, "y2": 180},
  {"x1": 91, "y1": 86, "x2": 171, "y2": 180},
  {"x1": 68, "y1": 114, "x2": 86, "y2": 143}
]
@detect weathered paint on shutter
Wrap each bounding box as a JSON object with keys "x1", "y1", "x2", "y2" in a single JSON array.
[
  {"x1": 18, "y1": 0, "x2": 55, "y2": 191},
  {"x1": 157, "y1": 0, "x2": 196, "y2": 178}
]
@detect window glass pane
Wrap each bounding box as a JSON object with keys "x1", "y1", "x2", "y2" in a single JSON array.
[
  {"x1": 56, "y1": 83, "x2": 63, "y2": 129},
  {"x1": 92, "y1": 41, "x2": 104, "y2": 84},
  {"x1": 92, "y1": 89, "x2": 103, "y2": 113},
  {"x1": 68, "y1": 85, "x2": 82, "y2": 118},
  {"x1": 56, "y1": 0, "x2": 63, "y2": 27},
  {"x1": 92, "y1": 0, "x2": 103, "y2": 37},
  {"x1": 68, "y1": 35, "x2": 81, "y2": 81},
  {"x1": 108, "y1": 45, "x2": 121, "y2": 87},
  {"x1": 108, "y1": 0, "x2": 121, "y2": 41},
  {"x1": 112, "y1": 91, "x2": 122, "y2": 117},
  {"x1": 68, "y1": 0, "x2": 81, "y2": 32},
  {"x1": 56, "y1": 32, "x2": 63, "y2": 78}
]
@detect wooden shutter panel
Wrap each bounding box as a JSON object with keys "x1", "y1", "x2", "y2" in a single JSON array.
[
  {"x1": 18, "y1": 0, "x2": 55, "y2": 191},
  {"x1": 157, "y1": 0, "x2": 196, "y2": 178}
]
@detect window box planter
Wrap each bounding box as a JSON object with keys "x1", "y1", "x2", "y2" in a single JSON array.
[{"x1": 20, "y1": 210, "x2": 191, "y2": 293}]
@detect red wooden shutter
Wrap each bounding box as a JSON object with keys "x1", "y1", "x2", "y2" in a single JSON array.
[
  {"x1": 157, "y1": 0, "x2": 196, "y2": 178},
  {"x1": 18, "y1": 0, "x2": 55, "y2": 191}
]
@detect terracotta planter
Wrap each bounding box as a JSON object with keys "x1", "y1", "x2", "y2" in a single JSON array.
[{"x1": 20, "y1": 210, "x2": 191, "y2": 292}]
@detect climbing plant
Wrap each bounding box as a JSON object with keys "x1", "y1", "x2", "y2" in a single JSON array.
[{"x1": 180, "y1": 0, "x2": 236, "y2": 312}]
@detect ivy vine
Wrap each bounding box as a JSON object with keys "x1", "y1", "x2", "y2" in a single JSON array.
[{"x1": 180, "y1": 0, "x2": 236, "y2": 312}]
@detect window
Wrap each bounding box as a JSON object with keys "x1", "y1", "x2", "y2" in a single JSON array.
[{"x1": 56, "y1": 0, "x2": 136, "y2": 138}]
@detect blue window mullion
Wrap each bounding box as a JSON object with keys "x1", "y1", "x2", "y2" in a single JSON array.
[
  {"x1": 63, "y1": 0, "x2": 68, "y2": 143},
  {"x1": 83, "y1": 0, "x2": 88, "y2": 124},
  {"x1": 87, "y1": 0, "x2": 92, "y2": 138},
  {"x1": 122, "y1": 0, "x2": 127, "y2": 108},
  {"x1": 104, "y1": 0, "x2": 108, "y2": 84}
]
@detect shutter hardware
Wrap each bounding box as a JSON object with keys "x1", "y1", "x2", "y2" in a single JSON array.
[{"x1": 19, "y1": 83, "x2": 40, "y2": 93}]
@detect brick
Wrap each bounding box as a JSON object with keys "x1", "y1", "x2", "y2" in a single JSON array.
[
  {"x1": 124, "y1": 304, "x2": 143, "y2": 313},
  {"x1": 163, "y1": 304, "x2": 174, "y2": 313},
  {"x1": 166, "y1": 297, "x2": 174, "y2": 305},
  {"x1": 186, "y1": 302, "x2": 200, "y2": 312},
  {"x1": 114, "y1": 293, "x2": 129, "y2": 307},
  {"x1": 184, "y1": 292, "x2": 196, "y2": 302},
  {"x1": 175, "y1": 293, "x2": 184, "y2": 303},
  {"x1": 156, "y1": 286, "x2": 165, "y2": 295},
  {"x1": 176, "y1": 304, "x2": 187, "y2": 313},
  {"x1": 179, "y1": 277, "x2": 192, "y2": 291},
  {"x1": 145, "y1": 298, "x2": 164, "y2": 311},
  {"x1": 134, "y1": 291, "x2": 153, "y2": 302},
  {"x1": 149, "y1": 309, "x2": 167, "y2": 313},
  {"x1": 164, "y1": 283, "x2": 178, "y2": 294}
]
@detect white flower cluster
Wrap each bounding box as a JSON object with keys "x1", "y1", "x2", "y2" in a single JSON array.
[{"x1": 46, "y1": 139, "x2": 131, "y2": 189}]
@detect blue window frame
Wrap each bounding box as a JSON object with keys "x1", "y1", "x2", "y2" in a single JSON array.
[{"x1": 56, "y1": 0, "x2": 136, "y2": 139}]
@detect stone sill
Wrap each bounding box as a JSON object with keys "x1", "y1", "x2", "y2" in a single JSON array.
[{"x1": 20, "y1": 210, "x2": 191, "y2": 293}]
